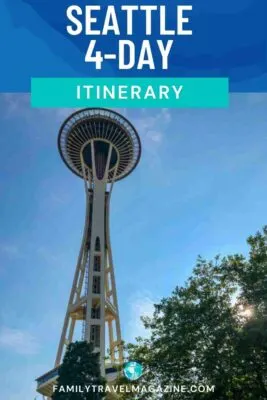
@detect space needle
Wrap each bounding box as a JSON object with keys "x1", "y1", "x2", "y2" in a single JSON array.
[{"x1": 36, "y1": 108, "x2": 141, "y2": 397}]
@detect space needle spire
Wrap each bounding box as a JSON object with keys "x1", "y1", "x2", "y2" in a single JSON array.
[{"x1": 36, "y1": 108, "x2": 141, "y2": 397}]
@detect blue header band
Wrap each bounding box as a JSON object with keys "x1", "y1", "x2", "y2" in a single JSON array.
[{"x1": 0, "y1": 0, "x2": 266, "y2": 92}]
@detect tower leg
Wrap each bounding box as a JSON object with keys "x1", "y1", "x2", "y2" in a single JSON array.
[{"x1": 55, "y1": 201, "x2": 90, "y2": 366}]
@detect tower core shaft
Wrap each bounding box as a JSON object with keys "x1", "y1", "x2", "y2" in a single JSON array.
[{"x1": 55, "y1": 140, "x2": 123, "y2": 374}]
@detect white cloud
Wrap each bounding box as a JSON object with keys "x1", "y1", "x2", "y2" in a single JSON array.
[
  {"x1": 53, "y1": 107, "x2": 78, "y2": 120},
  {"x1": 126, "y1": 292, "x2": 157, "y2": 342},
  {"x1": 36, "y1": 246, "x2": 60, "y2": 264},
  {"x1": 1, "y1": 93, "x2": 78, "y2": 123},
  {"x1": 129, "y1": 109, "x2": 172, "y2": 173},
  {"x1": 48, "y1": 191, "x2": 66, "y2": 205},
  {"x1": 2, "y1": 93, "x2": 29, "y2": 117},
  {"x1": 0, "y1": 243, "x2": 21, "y2": 258},
  {"x1": 0, "y1": 327, "x2": 40, "y2": 355},
  {"x1": 159, "y1": 108, "x2": 171, "y2": 124},
  {"x1": 246, "y1": 93, "x2": 267, "y2": 105},
  {"x1": 146, "y1": 130, "x2": 163, "y2": 143},
  {"x1": 133, "y1": 108, "x2": 171, "y2": 147}
]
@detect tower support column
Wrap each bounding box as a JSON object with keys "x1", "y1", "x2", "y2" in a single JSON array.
[{"x1": 36, "y1": 108, "x2": 141, "y2": 398}]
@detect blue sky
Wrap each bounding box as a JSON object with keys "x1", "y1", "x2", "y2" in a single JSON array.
[{"x1": 0, "y1": 94, "x2": 267, "y2": 399}]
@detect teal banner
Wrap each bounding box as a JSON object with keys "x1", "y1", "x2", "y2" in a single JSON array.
[{"x1": 31, "y1": 78, "x2": 229, "y2": 108}]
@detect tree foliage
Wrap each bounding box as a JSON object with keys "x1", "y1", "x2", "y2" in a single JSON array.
[
  {"x1": 52, "y1": 341, "x2": 106, "y2": 400},
  {"x1": 121, "y1": 227, "x2": 267, "y2": 399}
]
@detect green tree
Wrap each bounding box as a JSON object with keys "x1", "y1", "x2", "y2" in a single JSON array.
[
  {"x1": 121, "y1": 227, "x2": 267, "y2": 399},
  {"x1": 52, "y1": 341, "x2": 106, "y2": 400}
]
